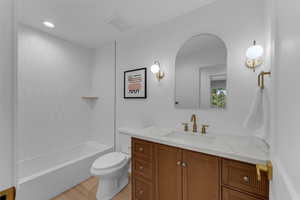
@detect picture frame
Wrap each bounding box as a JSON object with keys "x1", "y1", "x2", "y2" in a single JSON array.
[{"x1": 124, "y1": 68, "x2": 147, "y2": 99}]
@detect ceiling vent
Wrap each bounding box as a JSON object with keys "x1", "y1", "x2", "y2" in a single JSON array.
[{"x1": 107, "y1": 16, "x2": 134, "y2": 32}]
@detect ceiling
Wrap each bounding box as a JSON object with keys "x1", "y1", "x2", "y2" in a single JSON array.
[{"x1": 17, "y1": 0, "x2": 217, "y2": 48}]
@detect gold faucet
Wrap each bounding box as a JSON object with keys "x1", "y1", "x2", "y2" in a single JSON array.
[{"x1": 190, "y1": 114, "x2": 197, "y2": 133}]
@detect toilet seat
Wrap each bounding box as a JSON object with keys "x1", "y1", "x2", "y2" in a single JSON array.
[{"x1": 92, "y1": 152, "x2": 127, "y2": 170}]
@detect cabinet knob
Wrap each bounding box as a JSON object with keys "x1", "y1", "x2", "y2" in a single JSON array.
[
  {"x1": 139, "y1": 166, "x2": 144, "y2": 170},
  {"x1": 139, "y1": 147, "x2": 144, "y2": 152},
  {"x1": 177, "y1": 161, "x2": 181, "y2": 166},
  {"x1": 139, "y1": 190, "x2": 144, "y2": 195},
  {"x1": 182, "y1": 162, "x2": 187, "y2": 167},
  {"x1": 243, "y1": 176, "x2": 249, "y2": 183}
]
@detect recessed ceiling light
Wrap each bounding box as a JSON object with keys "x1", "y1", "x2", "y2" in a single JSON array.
[{"x1": 43, "y1": 21, "x2": 55, "y2": 29}]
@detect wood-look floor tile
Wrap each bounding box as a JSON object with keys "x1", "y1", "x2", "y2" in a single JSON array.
[{"x1": 51, "y1": 176, "x2": 131, "y2": 200}]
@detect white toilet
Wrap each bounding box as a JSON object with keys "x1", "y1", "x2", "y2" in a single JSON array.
[{"x1": 91, "y1": 151, "x2": 131, "y2": 200}]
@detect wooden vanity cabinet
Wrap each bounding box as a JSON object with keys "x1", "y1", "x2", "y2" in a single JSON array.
[
  {"x1": 182, "y1": 150, "x2": 220, "y2": 200},
  {"x1": 132, "y1": 138, "x2": 269, "y2": 200},
  {"x1": 155, "y1": 144, "x2": 183, "y2": 200},
  {"x1": 222, "y1": 187, "x2": 266, "y2": 200},
  {"x1": 132, "y1": 139, "x2": 155, "y2": 200},
  {"x1": 222, "y1": 159, "x2": 269, "y2": 198}
]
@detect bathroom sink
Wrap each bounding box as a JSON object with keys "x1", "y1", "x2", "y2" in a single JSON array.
[{"x1": 164, "y1": 131, "x2": 216, "y2": 145}]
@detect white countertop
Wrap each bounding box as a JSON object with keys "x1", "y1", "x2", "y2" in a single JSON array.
[{"x1": 118, "y1": 126, "x2": 270, "y2": 165}]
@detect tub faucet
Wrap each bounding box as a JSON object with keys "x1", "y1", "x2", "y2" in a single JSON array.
[{"x1": 190, "y1": 114, "x2": 197, "y2": 133}]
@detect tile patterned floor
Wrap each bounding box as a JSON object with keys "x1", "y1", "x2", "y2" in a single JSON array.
[{"x1": 51, "y1": 176, "x2": 131, "y2": 200}]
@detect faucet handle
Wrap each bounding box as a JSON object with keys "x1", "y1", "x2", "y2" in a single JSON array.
[
  {"x1": 201, "y1": 124, "x2": 209, "y2": 134},
  {"x1": 182, "y1": 123, "x2": 189, "y2": 132}
]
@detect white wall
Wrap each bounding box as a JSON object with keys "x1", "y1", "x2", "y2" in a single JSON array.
[
  {"x1": 90, "y1": 43, "x2": 115, "y2": 147},
  {"x1": 0, "y1": 0, "x2": 15, "y2": 191},
  {"x1": 116, "y1": 0, "x2": 267, "y2": 150},
  {"x1": 270, "y1": 0, "x2": 300, "y2": 199},
  {"x1": 18, "y1": 25, "x2": 94, "y2": 161}
]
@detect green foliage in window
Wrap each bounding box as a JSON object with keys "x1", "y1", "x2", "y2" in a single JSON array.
[{"x1": 211, "y1": 88, "x2": 226, "y2": 108}]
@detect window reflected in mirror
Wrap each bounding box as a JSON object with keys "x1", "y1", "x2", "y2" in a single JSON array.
[{"x1": 210, "y1": 75, "x2": 227, "y2": 109}]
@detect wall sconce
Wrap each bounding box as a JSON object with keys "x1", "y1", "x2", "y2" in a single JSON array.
[
  {"x1": 245, "y1": 40, "x2": 264, "y2": 72},
  {"x1": 150, "y1": 61, "x2": 165, "y2": 81}
]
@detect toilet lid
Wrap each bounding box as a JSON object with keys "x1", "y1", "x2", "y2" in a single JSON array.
[{"x1": 92, "y1": 152, "x2": 126, "y2": 170}]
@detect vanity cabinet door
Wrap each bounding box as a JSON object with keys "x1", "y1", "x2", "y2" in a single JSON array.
[
  {"x1": 154, "y1": 144, "x2": 183, "y2": 200},
  {"x1": 182, "y1": 150, "x2": 220, "y2": 200}
]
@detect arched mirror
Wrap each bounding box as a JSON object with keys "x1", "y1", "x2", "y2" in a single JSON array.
[{"x1": 175, "y1": 34, "x2": 227, "y2": 109}]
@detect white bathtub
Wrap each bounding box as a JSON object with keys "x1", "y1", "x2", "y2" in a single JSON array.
[{"x1": 17, "y1": 141, "x2": 113, "y2": 200}]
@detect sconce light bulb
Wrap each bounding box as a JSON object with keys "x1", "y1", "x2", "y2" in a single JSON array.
[
  {"x1": 151, "y1": 62, "x2": 160, "y2": 74},
  {"x1": 43, "y1": 21, "x2": 55, "y2": 29},
  {"x1": 246, "y1": 45, "x2": 264, "y2": 59}
]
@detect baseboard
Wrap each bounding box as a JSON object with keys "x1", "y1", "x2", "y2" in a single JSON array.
[
  {"x1": 271, "y1": 157, "x2": 299, "y2": 200},
  {"x1": 0, "y1": 187, "x2": 16, "y2": 200}
]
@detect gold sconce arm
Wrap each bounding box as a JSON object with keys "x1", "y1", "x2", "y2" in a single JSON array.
[
  {"x1": 256, "y1": 160, "x2": 273, "y2": 181},
  {"x1": 258, "y1": 71, "x2": 271, "y2": 89},
  {"x1": 156, "y1": 71, "x2": 165, "y2": 81}
]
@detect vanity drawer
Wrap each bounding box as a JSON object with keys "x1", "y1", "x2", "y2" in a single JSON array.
[
  {"x1": 132, "y1": 138, "x2": 153, "y2": 160},
  {"x1": 222, "y1": 159, "x2": 269, "y2": 197},
  {"x1": 222, "y1": 187, "x2": 267, "y2": 200},
  {"x1": 133, "y1": 178, "x2": 153, "y2": 200},
  {"x1": 133, "y1": 158, "x2": 153, "y2": 180}
]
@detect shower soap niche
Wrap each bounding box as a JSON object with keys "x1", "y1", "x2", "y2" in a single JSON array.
[{"x1": 81, "y1": 96, "x2": 99, "y2": 100}]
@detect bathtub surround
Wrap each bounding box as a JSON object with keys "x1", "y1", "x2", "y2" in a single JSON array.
[
  {"x1": 18, "y1": 25, "x2": 94, "y2": 161},
  {"x1": 17, "y1": 26, "x2": 118, "y2": 199},
  {"x1": 90, "y1": 42, "x2": 116, "y2": 148},
  {"x1": 0, "y1": 0, "x2": 15, "y2": 191},
  {"x1": 114, "y1": 0, "x2": 267, "y2": 151},
  {"x1": 17, "y1": 142, "x2": 112, "y2": 200}
]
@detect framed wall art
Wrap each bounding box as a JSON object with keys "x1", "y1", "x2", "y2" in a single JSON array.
[{"x1": 124, "y1": 68, "x2": 147, "y2": 99}]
